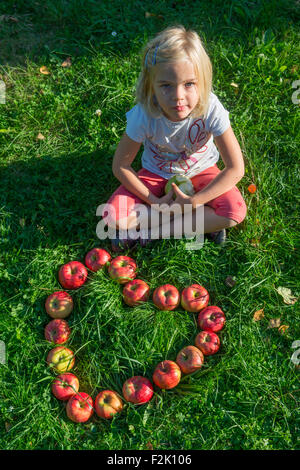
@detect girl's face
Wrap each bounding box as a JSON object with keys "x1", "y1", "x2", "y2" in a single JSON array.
[{"x1": 152, "y1": 60, "x2": 199, "y2": 122}]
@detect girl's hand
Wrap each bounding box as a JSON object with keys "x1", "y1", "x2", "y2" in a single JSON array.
[
  {"x1": 169, "y1": 183, "x2": 193, "y2": 213},
  {"x1": 149, "y1": 189, "x2": 175, "y2": 212}
]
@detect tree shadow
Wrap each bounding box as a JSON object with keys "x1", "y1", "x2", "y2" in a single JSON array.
[
  {"x1": 0, "y1": 147, "x2": 123, "y2": 251},
  {"x1": 0, "y1": 0, "x2": 298, "y2": 67}
]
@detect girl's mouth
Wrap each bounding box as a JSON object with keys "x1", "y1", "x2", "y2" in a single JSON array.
[{"x1": 174, "y1": 106, "x2": 185, "y2": 111}]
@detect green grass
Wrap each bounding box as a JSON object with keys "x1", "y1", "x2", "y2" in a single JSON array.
[{"x1": 0, "y1": 0, "x2": 299, "y2": 450}]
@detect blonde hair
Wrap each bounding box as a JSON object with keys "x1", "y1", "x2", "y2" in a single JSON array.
[{"x1": 135, "y1": 24, "x2": 212, "y2": 118}]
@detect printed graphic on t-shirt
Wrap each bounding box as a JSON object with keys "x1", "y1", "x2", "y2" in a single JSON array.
[{"x1": 148, "y1": 118, "x2": 211, "y2": 175}]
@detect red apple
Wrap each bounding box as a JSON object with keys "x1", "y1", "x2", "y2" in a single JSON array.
[
  {"x1": 122, "y1": 376, "x2": 154, "y2": 404},
  {"x1": 45, "y1": 291, "x2": 73, "y2": 319},
  {"x1": 181, "y1": 284, "x2": 209, "y2": 312},
  {"x1": 152, "y1": 360, "x2": 181, "y2": 389},
  {"x1": 152, "y1": 284, "x2": 180, "y2": 311},
  {"x1": 47, "y1": 346, "x2": 75, "y2": 373},
  {"x1": 51, "y1": 373, "x2": 79, "y2": 401},
  {"x1": 44, "y1": 319, "x2": 71, "y2": 344},
  {"x1": 85, "y1": 248, "x2": 111, "y2": 272},
  {"x1": 66, "y1": 392, "x2": 94, "y2": 423},
  {"x1": 195, "y1": 330, "x2": 220, "y2": 356},
  {"x1": 108, "y1": 255, "x2": 137, "y2": 284},
  {"x1": 176, "y1": 345, "x2": 204, "y2": 374},
  {"x1": 122, "y1": 279, "x2": 150, "y2": 307},
  {"x1": 58, "y1": 261, "x2": 88, "y2": 290},
  {"x1": 198, "y1": 306, "x2": 226, "y2": 333},
  {"x1": 95, "y1": 390, "x2": 123, "y2": 419}
]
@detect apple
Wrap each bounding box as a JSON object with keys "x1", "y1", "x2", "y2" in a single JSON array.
[
  {"x1": 195, "y1": 330, "x2": 220, "y2": 356},
  {"x1": 108, "y1": 255, "x2": 137, "y2": 284},
  {"x1": 45, "y1": 291, "x2": 73, "y2": 319},
  {"x1": 152, "y1": 360, "x2": 181, "y2": 389},
  {"x1": 165, "y1": 175, "x2": 195, "y2": 199},
  {"x1": 66, "y1": 392, "x2": 94, "y2": 423},
  {"x1": 123, "y1": 279, "x2": 150, "y2": 307},
  {"x1": 122, "y1": 376, "x2": 154, "y2": 404},
  {"x1": 95, "y1": 390, "x2": 123, "y2": 419},
  {"x1": 152, "y1": 284, "x2": 180, "y2": 311},
  {"x1": 181, "y1": 284, "x2": 209, "y2": 312},
  {"x1": 198, "y1": 306, "x2": 226, "y2": 333},
  {"x1": 176, "y1": 345, "x2": 204, "y2": 374},
  {"x1": 47, "y1": 346, "x2": 75, "y2": 373},
  {"x1": 85, "y1": 248, "x2": 111, "y2": 272},
  {"x1": 58, "y1": 261, "x2": 88, "y2": 290},
  {"x1": 51, "y1": 373, "x2": 79, "y2": 401},
  {"x1": 44, "y1": 319, "x2": 71, "y2": 344}
]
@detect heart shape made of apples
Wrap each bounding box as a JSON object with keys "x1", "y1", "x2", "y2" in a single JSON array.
[{"x1": 46, "y1": 249, "x2": 226, "y2": 422}]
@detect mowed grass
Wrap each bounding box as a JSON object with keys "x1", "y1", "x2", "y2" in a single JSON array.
[{"x1": 0, "y1": 0, "x2": 299, "y2": 450}]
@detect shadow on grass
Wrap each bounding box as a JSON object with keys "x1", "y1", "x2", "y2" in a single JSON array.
[
  {"x1": 0, "y1": 148, "x2": 119, "y2": 251},
  {"x1": 0, "y1": 0, "x2": 298, "y2": 67}
]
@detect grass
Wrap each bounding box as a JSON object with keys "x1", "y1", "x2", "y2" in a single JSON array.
[{"x1": 0, "y1": 0, "x2": 299, "y2": 450}]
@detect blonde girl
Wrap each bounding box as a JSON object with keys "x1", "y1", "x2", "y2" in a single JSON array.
[{"x1": 102, "y1": 24, "x2": 247, "y2": 250}]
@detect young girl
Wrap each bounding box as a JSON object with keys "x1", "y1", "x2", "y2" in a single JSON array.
[{"x1": 101, "y1": 25, "x2": 247, "y2": 251}]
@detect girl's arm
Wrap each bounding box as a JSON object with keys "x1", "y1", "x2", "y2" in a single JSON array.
[
  {"x1": 112, "y1": 133, "x2": 172, "y2": 206},
  {"x1": 190, "y1": 126, "x2": 245, "y2": 208}
]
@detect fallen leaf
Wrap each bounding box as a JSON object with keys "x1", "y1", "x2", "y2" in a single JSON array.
[
  {"x1": 276, "y1": 286, "x2": 298, "y2": 305},
  {"x1": 9, "y1": 16, "x2": 18, "y2": 22},
  {"x1": 267, "y1": 318, "x2": 281, "y2": 329},
  {"x1": 5, "y1": 422, "x2": 12, "y2": 432},
  {"x1": 253, "y1": 308, "x2": 264, "y2": 321},
  {"x1": 146, "y1": 442, "x2": 154, "y2": 450},
  {"x1": 36, "y1": 132, "x2": 45, "y2": 140},
  {"x1": 250, "y1": 238, "x2": 260, "y2": 247},
  {"x1": 19, "y1": 218, "x2": 26, "y2": 228},
  {"x1": 225, "y1": 276, "x2": 236, "y2": 287},
  {"x1": 230, "y1": 82, "x2": 239, "y2": 95},
  {"x1": 248, "y1": 184, "x2": 257, "y2": 193},
  {"x1": 145, "y1": 11, "x2": 164, "y2": 19},
  {"x1": 278, "y1": 325, "x2": 289, "y2": 335},
  {"x1": 61, "y1": 57, "x2": 72, "y2": 68},
  {"x1": 39, "y1": 66, "x2": 50, "y2": 75}
]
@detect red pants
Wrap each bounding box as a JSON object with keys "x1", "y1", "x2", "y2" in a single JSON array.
[{"x1": 102, "y1": 165, "x2": 247, "y2": 225}]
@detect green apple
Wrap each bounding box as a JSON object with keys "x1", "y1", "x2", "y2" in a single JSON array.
[{"x1": 165, "y1": 175, "x2": 195, "y2": 200}]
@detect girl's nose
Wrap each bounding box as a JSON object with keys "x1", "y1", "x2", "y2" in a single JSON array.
[{"x1": 173, "y1": 85, "x2": 184, "y2": 101}]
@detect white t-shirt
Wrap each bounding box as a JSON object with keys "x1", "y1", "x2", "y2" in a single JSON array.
[{"x1": 125, "y1": 92, "x2": 230, "y2": 179}]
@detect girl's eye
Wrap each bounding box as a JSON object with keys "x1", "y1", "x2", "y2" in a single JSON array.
[{"x1": 160, "y1": 83, "x2": 195, "y2": 88}]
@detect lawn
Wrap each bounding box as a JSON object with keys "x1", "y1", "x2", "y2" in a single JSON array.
[{"x1": 0, "y1": 0, "x2": 299, "y2": 451}]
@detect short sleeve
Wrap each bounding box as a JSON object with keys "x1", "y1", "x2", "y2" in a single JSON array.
[
  {"x1": 206, "y1": 93, "x2": 231, "y2": 137},
  {"x1": 125, "y1": 104, "x2": 149, "y2": 143}
]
